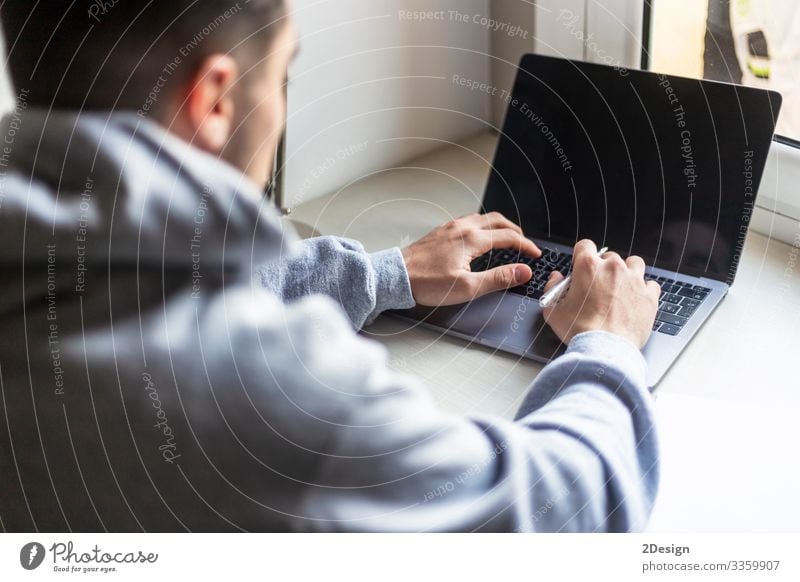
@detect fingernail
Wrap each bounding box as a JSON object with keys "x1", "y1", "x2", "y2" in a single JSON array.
[{"x1": 514, "y1": 265, "x2": 529, "y2": 283}]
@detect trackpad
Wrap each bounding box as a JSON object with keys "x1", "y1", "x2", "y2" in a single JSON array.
[
  {"x1": 457, "y1": 292, "x2": 565, "y2": 360},
  {"x1": 390, "y1": 303, "x2": 467, "y2": 330}
]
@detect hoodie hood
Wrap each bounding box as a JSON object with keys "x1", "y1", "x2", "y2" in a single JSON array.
[{"x1": 0, "y1": 108, "x2": 293, "y2": 271}]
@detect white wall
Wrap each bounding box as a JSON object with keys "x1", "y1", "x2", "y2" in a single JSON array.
[
  {"x1": 283, "y1": 0, "x2": 492, "y2": 209},
  {"x1": 489, "y1": 1, "x2": 535, "y2": 127}
]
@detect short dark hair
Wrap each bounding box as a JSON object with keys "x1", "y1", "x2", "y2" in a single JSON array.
[{"x1": 1, "y1": 0, "x2": 287, "y2": 113}]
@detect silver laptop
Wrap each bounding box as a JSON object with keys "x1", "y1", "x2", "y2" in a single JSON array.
[{"x1": 393, "y1": 54, "x2": 782, "y2": 387}]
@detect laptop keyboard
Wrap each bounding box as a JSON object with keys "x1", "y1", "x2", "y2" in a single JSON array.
[
  {"x1": 470, "y1": 248, "x2": 572, "y2": 300},
  {"x1": 644, "y1": 274, "x2": 711, "y2": 336},
  {"x1": 470, "y1": 248, "x2": 712, "y2": 336}
]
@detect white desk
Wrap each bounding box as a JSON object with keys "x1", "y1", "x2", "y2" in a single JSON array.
[{"x1": 291, "y1": 132, "x2": 800, "y2": 531}]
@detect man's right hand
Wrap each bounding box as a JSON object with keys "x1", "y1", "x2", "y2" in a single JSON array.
[{"x1": 542, "y1": 239, "x2": 661, "y2": 349}]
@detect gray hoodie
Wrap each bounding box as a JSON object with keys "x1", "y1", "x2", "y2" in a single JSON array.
[{"x1": 0, "y1": 108, "x2": 658, "y2": 532}]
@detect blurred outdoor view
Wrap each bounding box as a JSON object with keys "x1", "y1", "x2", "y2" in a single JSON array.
[{"x1": 650, "y1": 0, "x2": 799, "y2": 141}]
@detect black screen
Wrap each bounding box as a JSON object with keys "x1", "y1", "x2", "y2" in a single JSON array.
[{"x1": 483, "y1": 54, "x2": 781, "y2": 284}]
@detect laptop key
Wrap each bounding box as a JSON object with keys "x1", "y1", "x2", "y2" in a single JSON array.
[
  {"x1": 652, "y1": 321, "x2": 662, "y2": 331},
  {"x1": 663, "y1": 293, "x2": 682, "y2": 305},
  {"x1": 656, "y1": 312, "x2": 689, "y2": 327},
  {"x1": 678, "y1": 287, "x2": 709, "y2": 300},
  {"x1": 680, "y1": 297, "x2": 700, "y2": 309},
  {"x1": 677, "y1": 304, "x2": 697, "y2": 317},
  {"x1": 657, "y1": 323, "x2": 682, "y2": 336},
  {"x1": 509, "y1": 285, "x2": 543, "y2": 299},
  {"x1": 659, "y1": 303, "x2": 681, "y2": 315},
  {"x1": 542, "y1": 250, "x2": 560, "y2": 264}
]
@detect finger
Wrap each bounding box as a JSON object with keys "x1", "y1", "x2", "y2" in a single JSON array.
[
  {"x1": 625, "y1": 255, "x2": 646, "y2": 278},
  {"x1": 570, "y1": 239, "x2": 600, "y2": 280},
  {"x1": 646, "y1": 279, "x2": 662, "y2": 298},
  {"x1": 476, "y1": 211, "x2": 523, "y2": 234},
  {"x1": 572, "y1": 239, "x2": 598, "y2": 261},
  {"x1": 475, "y1": 228, "x2": 541, "y2": 258},
  {"x1": 600, "y1": 250, "x2": 622, "y2": 262},
  {"x1": 467, "y1": 264, "x2": 532, "y2": 297},
  {"x1": 543, "y1": 270, "x2": 565, "y2": 293}
]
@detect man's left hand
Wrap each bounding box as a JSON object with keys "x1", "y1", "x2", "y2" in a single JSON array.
[{"x1": 401, "y1": 212, "x2": 541, "y2": 306}]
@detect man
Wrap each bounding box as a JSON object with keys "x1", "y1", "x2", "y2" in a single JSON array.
[{"x1": 0, "y1": 1, "x2": 660, "y2": 532}]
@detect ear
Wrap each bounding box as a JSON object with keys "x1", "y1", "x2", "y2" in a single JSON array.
[{"x1": 184, "y1": 55, "x2": 239, "y2": 154}]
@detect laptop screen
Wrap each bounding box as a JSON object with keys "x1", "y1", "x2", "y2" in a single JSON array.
[{"x1": 482, "y1": 54, "x2": 781, "y2": 284}]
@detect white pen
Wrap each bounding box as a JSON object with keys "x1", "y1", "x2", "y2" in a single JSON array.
[{"x1": 538, "y1": 246, "x2": 608, "y2": 309}]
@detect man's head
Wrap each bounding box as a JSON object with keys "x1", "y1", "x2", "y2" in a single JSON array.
[{"x1": 1, "y1": 0, "x2": 297, "y2": 185}]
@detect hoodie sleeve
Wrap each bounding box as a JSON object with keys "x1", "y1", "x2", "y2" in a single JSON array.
[
  {"x1": 276, "y1": 291, "x2": 660, "y2": 532},
  {"x1": 255, "y1": 236, "x2": 416, "y2": 328}
]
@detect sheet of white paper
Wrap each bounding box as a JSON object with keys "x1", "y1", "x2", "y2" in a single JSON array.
[{"x1": 647, "y1": 391, "x2": 800, "y2": 532}]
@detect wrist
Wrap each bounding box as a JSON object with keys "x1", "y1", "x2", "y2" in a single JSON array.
[
  {"x1": 565, "y1": 330, "x2": 649, "y2": 386},
  {"x1": 562, "y1": 318, "x2": 648, "y2": 349},
  {"x1": 368, "y1": 247, "x2": 416, "y2": 313}
]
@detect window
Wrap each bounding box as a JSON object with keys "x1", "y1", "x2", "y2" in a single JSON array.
[{"x1": 647, "y1": 0, "x2": 800, "y2": 144}]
